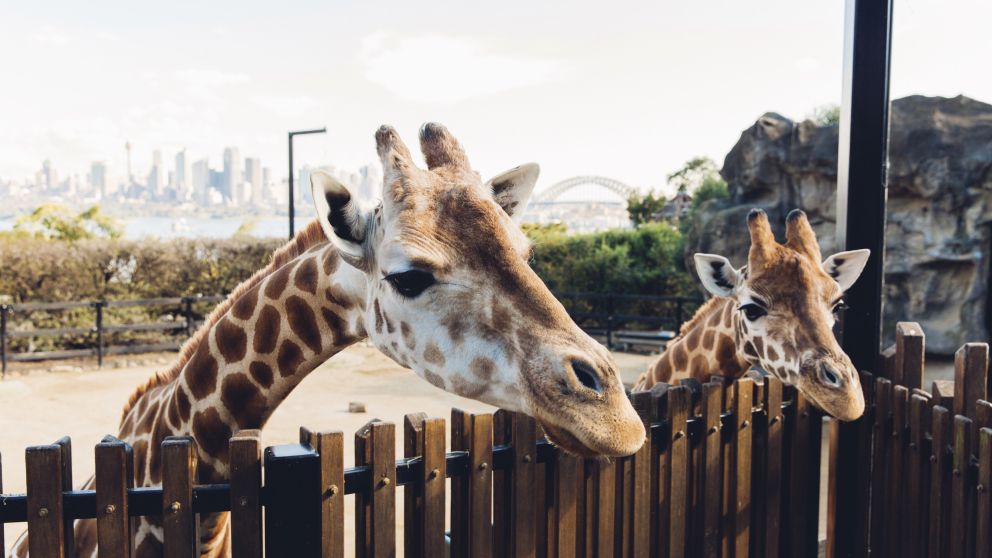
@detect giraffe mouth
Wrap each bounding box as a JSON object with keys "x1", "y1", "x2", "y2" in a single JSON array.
[{"x1": 540, "y1": 422, "x2": 603, "y2": 458}]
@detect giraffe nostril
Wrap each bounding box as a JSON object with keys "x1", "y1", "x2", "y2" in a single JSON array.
[
  {"x1": 820, "y1": 363, "x2": 841, "y2": 388},
  {"x1": 571, "y1": 360, "x2": 603, "y2": 394}
]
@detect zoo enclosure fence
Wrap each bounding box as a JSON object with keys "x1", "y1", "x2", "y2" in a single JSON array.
[
  {"x1": 0, "y1": 293, "x2": 701, "y2": 376},
  {"x1": 2, "y1": 320, "x2": 990, "y2": 557}
]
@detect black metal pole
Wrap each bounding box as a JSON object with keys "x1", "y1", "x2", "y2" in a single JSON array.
[
  {"x1": 94, "y1": 301, "x2": 105, "y2": 367},
  {"x1": 264, "y1": 444, "x2": 322, "y2": 557},
  {"x1": 833, "y1": 0, "x2": 893, "y2": 556},
  {"x1": 287, "y1": 128, "x2": 327, "y2": 240}
]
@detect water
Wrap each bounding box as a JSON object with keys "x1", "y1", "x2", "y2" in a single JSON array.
[{"x1": 0, "y1": 215, "x2": 314, "y2": 239}]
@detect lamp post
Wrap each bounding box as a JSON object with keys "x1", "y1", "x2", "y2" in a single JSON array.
[{"x1": 287, "y1": 128, "x2": 327, "y2": 239}]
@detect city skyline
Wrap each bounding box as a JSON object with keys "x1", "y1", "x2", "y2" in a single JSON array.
[{"x1": 3, "y1": 0, "x2": 989, "y2": 199}]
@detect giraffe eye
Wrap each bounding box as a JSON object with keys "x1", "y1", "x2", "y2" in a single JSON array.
[
  {"x1": 739, "y1": 303, "x2": 767, "y2": 321},
  {"x1": 832, "y1": 300, "x2": 849, "y2": 314},
  {"x1": 385, "y1": 270, "x2": 435, "y2": 298}
]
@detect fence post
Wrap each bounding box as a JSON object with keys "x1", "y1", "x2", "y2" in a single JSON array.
[
  {"x1": 182, "y1": 297, "x2": 194, "y2": 338},
  {"x1": 93, "y1": 300, "x2": 105, "y2": 367},
  {"x1": 1, "y1": 304, "x2": 8, "y2": 377},
  {"x1": 265, "y1": 442, "x2": 322, "y2": 558},
  {"x1": 25, "y1": 444, "x2": 65, "y2": 557}
]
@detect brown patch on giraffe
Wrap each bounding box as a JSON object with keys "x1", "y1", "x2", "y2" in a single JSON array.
[
  {"x1": 373, "y1": 299, "x2": 384, "y2": 333},
  {"x1": 715, "y1": 334, "x2": 737, "y2": 371},
  {"x1": 708, "y1": 306, "x2": 724, "y2": 328},
  {"x1": 147, "y1": 420, "x2": 168, "y2": 485},
  {"x1": 491, "y1": 296, "x2": 513, "y2": 333},
  {"x1": 222, "y1": 374, "x2": 267, "y2": 429},
  {"x1": 652, "y1": 353, "x2": 674, "y2": 383},
  {"x1": 783, "y1": 343, "x2": 798, "y2": 362},
  {"x1": 176, "y1": 387, "x2": 192, "y2": 422},
  {"x1": 277, "y1": 340, "x2": 304, "y2": 376},
  {"x1": 250, "y1": 361, "x2": 274, "y2": 388},
  {"x1": 231, "y1": 288, "x2": 258, "y2": 320},
  {"x1": 185, "y1": 343, "x2": 219, "y2": 399},
  {"x1": 672, "y1": 344, "x2": 689, "y2": 371},
  {"x1": 197, "y1": 460, "x2": 221, "y2": 485},
  {"x1": 424, "y1": 369, "x2": 445, "y2": 389},
  {"x1": 294, "y1": 257, "x2": 319, "y2": 294},
  {"x1": 722, "y1": 302, "x2": 734, "y2": 327},
  {"x1": 384, "y1": 314, "x2": 396, "y2": 335},
  {"x1": 451, "y1": 376, "x2": 487, "y2": 399},
  {"x1": 253, "y1": 305, "x2": 281, "y2": 354},
  {"x1": 215, "y1": 317, "x2": 248, "y2": 363},
  {"x1": 743, "y1": 341, "x2": 759, "y2": 359},
  {"x1": 400, "y1": 321, "x2": 416, "y2": 349},
  {"x1": 442, "y1": 311, "x2": 469, "y2": 345},
  {"x1": 689, "y1": 355, "x2": 709, "y2": 379},
  {"x1": 470, "y1": 356, "x2": 496, "y2": 381},
  {"x1": 120, "y1": 412, "x2": 135, "y2": 437},
  {"x1": 132, "y1": 439, "x2": 148, "y2": 485},
  {"x1": 685, "y1": 327, "x2": 701, "y2": 351},
  {"x1": 702, "y1": 330, "x2": 715, "y2": 351},
  {"x1": 323, "y1": 248, "x2": 339, "y2": 276},
  {"x1": 264, "y1": 262, "x2": 295, "y2": 300},
  {"x1": 325, "y1": 284, "x2": 355, "y2": 310},
  {"x1": 753, "y1": 336, "x2": 765, "y2": 357},
  {"x1": 423, "y1": 342, "x2": 445, "y2": 366},
  {"x1": 134, "y1": 529, "x2": 163, "y2": 557},
  {"x1": 286, "y1": 295, "x2": 322, "y2": 354},
  {"x1": 192, "y1": 407, "x2": 232, "y2": 459},
  {"x1": 320, "y1": 307, "x2": 348, "y2": 344},
  {"x1": 167, "y1": 395, "x2": 180, "y2": 427},
  {"x1": 766, "y1": 345, "x2": 780, "y2": 362}
]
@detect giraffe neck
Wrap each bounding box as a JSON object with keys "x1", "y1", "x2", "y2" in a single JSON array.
[
  {"x1": 122, "y1": 243, "x2": 368, "y2": 486},
  {"x1": 639, "y1": 297, "x2": 751, "y2": 387}
]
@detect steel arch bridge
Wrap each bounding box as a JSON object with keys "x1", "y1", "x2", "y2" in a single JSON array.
[{"x1": 532, "y1": 176, "x2": 638, "y2": 203}]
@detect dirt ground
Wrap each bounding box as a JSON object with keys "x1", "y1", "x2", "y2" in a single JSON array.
[{"x1": 0, "y1": 346, "x2": 953, "y2": 554}]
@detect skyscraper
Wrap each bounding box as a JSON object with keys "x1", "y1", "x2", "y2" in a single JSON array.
[
  {"x1": 244, "y1": 157, "x2": 262, "y2": 206},
  {"x1": 89, "y1": 161, "x2": 107, "y2": 198},
  {"x1": 149, "y1": 150, "x2": 165, "y2": 197},
  {"x1": 222, "y1": 147, "x2": 241, "y2": 201},
  {"x1": 192, "y1": 159, "x2": 210, "y2": 204},
  {"x1": 174, "y1": 149, "x2": 190, "y2": 200}
]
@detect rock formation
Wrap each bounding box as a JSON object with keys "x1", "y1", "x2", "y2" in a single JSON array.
[{"x1": 685, "y1": 95, "x2": 992, "y2": 354}]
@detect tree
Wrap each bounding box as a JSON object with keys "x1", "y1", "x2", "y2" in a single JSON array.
[
  {"x1": 10, "y1": 203, "x2": 122, "y2": 240},
  {"x1": 626, "y1": 191, "x2": 668, "y2": 226},
  {"x1": 807, "y1": 104, "x2": 841, "y2": 126},
  {"x1": 667, "y1": 157, "x2": 720, "y2": 194}
]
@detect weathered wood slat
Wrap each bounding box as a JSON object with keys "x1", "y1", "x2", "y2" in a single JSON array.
[
  {"x1": 354, "y1": 420, "x2": 376, "y2": 558},
  {"x1": 825, "y1": 418, "x2": 839, "y2": 558},
  {"x1": 698, "y1": 382, "x2": 723, "y2": 558},
  {"x1": 954, "y1": 343, "x2": 989, "y2": 421},
  {"x1": 554, "y1": 454, "x2": 580, "y2": 558},
  {"x1": 720, "y1": 381, "x2": 735, "y2": 558},
  {"x1": 467, "y1": 413, "x2": 493, "y2": 558},
  {"x1": 450, "y1": 409, "x2": 470, "y2": 558},
  {"x1": 403, "y1": 413, "x2": 428, "y2": 558},
  {"x1": 593, "y1": 458, "x2": 617, "y2": 558},
  {"x1": 929, "y1": 406, "x2": 952, "y2": 558},
  {"x1": 887, "y1": 385, "x2": 908, "y2": 556},
  {"x1": 977, "y1": 428, "x2": 992, "y2": 558},
  {"x1": 763, "y1": 377, "x2": 784, "y2": 558},
  {"x1": 906, "y1": 394, "x2": 931, "y2": 558},
  {"x1": 301, "y1": 428, "x2": 344, "y2": 558},
  {"x1": 493, "y1": 410, "x2": 510, "y2": 558},
  {"x1": 370, "y1": 422, "x2": 396, "y2": 558},
  {"x1": 26, "y1": 444, "x2": 65, "y2": 558},
  {"x1": 161, "y1": 437, "x2": 196, "y2": 558},
  {"x1": 54, "y1": 437, "x2": 74, "y2": 556},
  {"x1": 869, "y1": 378, "x2": 892, "y2": 556},
  {"x1": 510, "y1": 412, "x2": 537, "y2": 558},
  {"x1": 630, "y1": 391, "x2": 653, "y2": 557},
  {"x1": 894, "y1": 322, "x2": 925, "y2": 390},
  {"x1": 668, "y1": 385, "x2": 691, "y2": 558},
  {"x1": 651, "y1": 384, "x2": 670, "y2": 558},
  {"x1": 949, "y1": 415, "x2": 973, "y2": 558},
  {"x1": 422, "y1": 418, "x2": 447, "y2": 558},
  {"x1": 95, "y1": 436, "x2": 133, "y2": 558},
  {"x1": 733, "y1": 379, "x2": 753, "y2": 557},
  {"x1": 230, "y1": 430, "x2": 263, "y2": 558},
  {"x1": 786, "y1": 389, "x2": 816, "y2": 557}
]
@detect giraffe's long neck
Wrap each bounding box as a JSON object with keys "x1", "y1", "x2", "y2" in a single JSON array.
[
  {"x1": 636, "y1": 297, "x2": 751, "y2": 389},
  {"x1": 122, "y1": 243, "x2": 368, "y2": 487}
]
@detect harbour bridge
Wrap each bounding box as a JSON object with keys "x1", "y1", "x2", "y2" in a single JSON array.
[{"x1": 530, "y1": 175, "x2": 638, "y2": 204}]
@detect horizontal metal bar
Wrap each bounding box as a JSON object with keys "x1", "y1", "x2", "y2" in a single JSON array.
[
  {"x1": 103, "y1": 298, "x2": 185, "y2": 308},
  {"x1": 104, "y1": 342, "x2": 182, "y2": 356},
  {"x1": 8, "y1": 301, "x2": 93, "y2": 312},
  {"x1": 103, "y1": 323, "x2": 185, "y2": 333},
  {"x1": 6, "y1": 327, "x2": 93, "y2": 338},
  {"x1": 7, "y1": 349, "x2": 95, "y2": 361}
]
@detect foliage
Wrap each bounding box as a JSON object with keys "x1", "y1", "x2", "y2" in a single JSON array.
[
  {"x1": 666, "y1": 157, "x2": 720, "y2": 194},
  {"x1": 807, "y1": 104, "x2": 841, "y2": 126},
  {"x1": 7, "y1": 203, "x2": 122, "y2": 240},
  {"x1": 232, "y1": 217, "x2": 259, "y2": 238},
  {"x1": 626, "y1": 191, "x2": 668, "y2": 227}
]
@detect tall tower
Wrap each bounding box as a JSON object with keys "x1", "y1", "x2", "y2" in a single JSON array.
[{"x1": 125, "y1": 141, "x2": 133, "y2": 183}]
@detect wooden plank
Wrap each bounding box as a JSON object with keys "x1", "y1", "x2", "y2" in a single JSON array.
[
  {"x1": 555, "y1": 453, "x2": 580, "y2": 558},
  {"x1": 906, "y1": 394, "x2": 931, "y2": 558},
  {"x1": 748, "y1": 378, "x2": 766, "y2": 558},
  {"x1": 933, "y1": 380, "x2": 955, "y2": 410},
  {"x1": 95, "y1": 436, "x2": 133, "y2": 558},
  {"x1": 949, "y1": 415, "x2": 973, "y2": 558},
  {"x1": 720, "y1": 383, "x2": 736, "y2": 558},
  {"x1": 651, "y1": 383, "x2": 671, "y2": 558},
  {"x1": 894, "y1": 322, "x2": 925, "y2": 390},
  {"x1": 764, "y1": 377, "x2": 784, "y2": 558},
  {"x1": 230, "y1": 430, "x2": 263, "y2": 558},
  {"x1": 451, "y1": 408, "x2": 470, "y2": 558},
  {"x1": 355, "y1": 421, "x2": 375, "y2": 558},
  {"x1": 668, "y1": 385, "x2": 691, "y2": 558},
  {"x1": 786, "y1": 389, "x2": 814, "y2": 557},
  {"x1": 53, "y1": 437, "x2": 74, "y2": 556},
  {"x1": 594, "y1": 459, "x2": 617, "y2": 558},
  {"x1": 886, "y1": 385, "x2": 908, "y2": 556},
  {"x1": 929, "y1": 406, "x2": 952, "y2": 558},
  {"x1": 954, "y1": 343, "x2": 989, "y2": 421},
  {"x1": 422, "y1": 418, "x2": 447, "y2": 558},
  {"x1": 300, "y1": 428, "x2": 344, "y2": 558},
  {"x1": 699, "y1": 382, "x2": 723, "y2": 558},
  {"x1": 630, "y1": 391, "x2": 653, "y2": 557},
  {"x1": 161, "y1": 437, "x2": 196, "y2": 558},
  {"x1": 370, "y1": 422, "x2": 396, "y2": 558},
  {"x1": 978, "y1": 400, "x2": 992, "y2": 432},
  {"x1": 0, "y1": 450, "x2": 4, "y2": 553},
  {"x1": 733, "y1": 379, "x2": 753, "y2": 557},
  {"x1": 403, "y1": 413, "x2": 428, "y2": 558},
  {"x1": 26, "y1": 444, "x2": 64, "y2": 558},
  {"x1": 493, "y1": 410, "x2": 510, "y2": 558},
  {"x1": 977, "y1": 428, "x2": 992, "y2": 558},
  {"x1": 468, "y1": 413, "x2": 493, "y2": 558},
  {"x1": 825, "y1": 418, "x2": 839, "y2": 558},
  {"x1": 510, "y1": 412, "x2": 537, "y2": 558},
  {"x1": 869, "y1": 378, "x2": 892, "y2": 556}
]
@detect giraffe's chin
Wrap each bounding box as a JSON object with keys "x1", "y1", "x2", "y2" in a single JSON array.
[{"x1": 541, "y1": 422, "x2": 601, "y2": 458}]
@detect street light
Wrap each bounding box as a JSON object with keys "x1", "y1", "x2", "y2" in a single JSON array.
[{"x1": 287, "y1": 128, "x2": 327, "y2": 239}]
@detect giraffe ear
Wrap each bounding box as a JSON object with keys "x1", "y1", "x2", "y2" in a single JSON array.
[
  {"x1": 822, "y1": 249, "x2": 870, "y2": 291},
  {"x1": 694, "y1": 253, "x2": 739, "y2": 297},
  {"x1": 484, "y1": 163, "x2": 539, "y2": 221},
  {"x1": 311, "y1": 169, "x2": 374, "y2": 271}
]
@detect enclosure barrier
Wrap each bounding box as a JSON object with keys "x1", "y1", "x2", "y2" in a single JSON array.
[{"x1": 1, "y1": 321, "x2": 990, "y2": 557}]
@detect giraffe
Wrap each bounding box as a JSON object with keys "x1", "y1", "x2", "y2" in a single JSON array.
[
  {"x1": 633, "y1": 208, "x2": 870, "y2": 421},
  {"x1": 10, "y1": 123, "x2": 644, "y2": 558}
]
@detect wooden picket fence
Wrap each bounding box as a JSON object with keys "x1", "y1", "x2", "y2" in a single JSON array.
[{"x1": 0, "y1": 320, "x2": 989, "y2": 557}]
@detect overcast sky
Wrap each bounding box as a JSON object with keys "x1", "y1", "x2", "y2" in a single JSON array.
[{"x1": 2, "y1": 0, "x2": 990, "y2": 195}]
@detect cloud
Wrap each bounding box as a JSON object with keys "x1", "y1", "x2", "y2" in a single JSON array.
[
  {"x1": 252, "y1": 95, "x2": 320, "y2": 118},
  {"x1": 359, "y1": 32, "x2": 567, "y2": 104},
  {"x1": 33, "y1": 25, "x2": 69, "y2": 46}
]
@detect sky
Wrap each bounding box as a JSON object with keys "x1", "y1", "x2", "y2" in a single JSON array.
[{"x1": 1, "y1": 0, "x2": 991, "y2": 197}]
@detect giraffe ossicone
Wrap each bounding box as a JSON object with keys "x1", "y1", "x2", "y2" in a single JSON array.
[{"x1": 635, "y1": 208, "x2": 870, "y2": 421}]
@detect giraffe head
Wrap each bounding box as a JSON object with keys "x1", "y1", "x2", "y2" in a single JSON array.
[
  {"x1": 309, "y1": 123, "x2": 644, "y2": 456},
  {"x1": 693, "y1": 209, "x2": 870, "y2": 421}
]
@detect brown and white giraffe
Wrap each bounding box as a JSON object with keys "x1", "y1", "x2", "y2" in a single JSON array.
[
  {"x1": 11, "y1": 124, "x2": 644, "y2": 557},
  {"x1": 634, "y1": 208, "x2": 870, "y2": 421}
]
